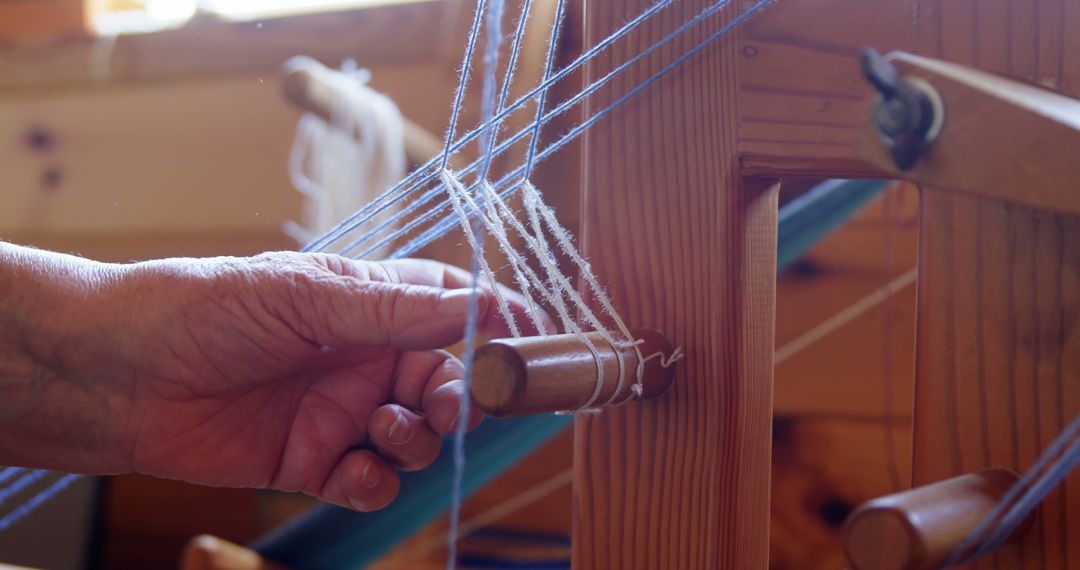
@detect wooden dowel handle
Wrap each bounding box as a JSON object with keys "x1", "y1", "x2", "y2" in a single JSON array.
[
  {"x1": 843, "y1": 468, "x2": 1033, "y2": 570},
  {"x1": 470, "y1": 328, "x2": 677, "y2": 417},
  {"x1": 181, "y1": 535, "x2": 286, "y2": 570},
  {"x1": 280, "y1": 56, "x2": 444, "y2": 168}
]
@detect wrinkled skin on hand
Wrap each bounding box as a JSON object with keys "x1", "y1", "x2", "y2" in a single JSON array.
[{"x1": 10, "y1": 250, "x2": 542, "y2": 511}]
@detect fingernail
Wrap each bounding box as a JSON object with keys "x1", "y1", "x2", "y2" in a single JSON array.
[
  {"x1": 361, "y1": 462, "x2": 380, "y2": 488},
  {"x1": 450, "y1": 399, "x2": 470, "y2": 431},
  {"x1": 436, "y1": 288, "x2": 474, "y2": 317},
  {"x1": 387, "y1": 409, "x2": 414, "y2": 444},
  {"x1": 429, "y1": 382, "x2": 462, "y2": 432}
]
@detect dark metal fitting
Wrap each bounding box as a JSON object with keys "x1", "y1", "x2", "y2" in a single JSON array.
[{"x1": 861, "y1": 48, "x2": 945, "y2": 170}]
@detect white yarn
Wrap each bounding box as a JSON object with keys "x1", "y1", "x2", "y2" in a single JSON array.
[
  {"x1": 286, "y1": 60, "x2": 407, "y2": 258},
  {"x1": 445, "y1": 174, "x2": 551, "y2": 336},
  {"x1": 441, "y1": 171, "x2": 523, "y2": 338},
  {"x1": 471, "y1": 179, "x2": 615, "y2": 407},
  {"x1": 518, "y1": 182, "x2": 648, "y2": 406},
  {"x1": 440, "y1": 172, "x2": 682, "y2": 412}
]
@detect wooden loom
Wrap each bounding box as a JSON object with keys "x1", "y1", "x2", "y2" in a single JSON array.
[{"x1": 186, "y1": 0, "x2": 1080, "y2": 568}]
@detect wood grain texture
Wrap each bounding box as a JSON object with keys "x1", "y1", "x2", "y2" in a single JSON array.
[
  {"x1": 770, "y1": 416, "x2": 912, "y2": 570},
  {"x1": 471, "y1": 330, "x2": 676, "y2": 417},
  {"x1": 915, "y1": 191, "x2": 1080, "y2": 570},
  {"x1": 735, "y1": 0, "x2": 1080, "y2": 181},
  {"x1": 907, "y1": 4, "x2": 1080, "y2": 569},
  {"x1": 573, "y1": 1, "x2": 778, "y2": 567},
  {"x1": 735, "y1": 0, "x2": 920, "y2": 178},
  {"x1": 843, "y1": 469, "x2": 1024, "y2": 570},
  {"x1": 735, "y1": 3, "x2": 1080, "y2": 566},
  {"x1": 572, "y1": 1, "x2": 1080, "y2": 568},
  {"x1": 855, "y1": 52, "x2": 1080, "y2": 216}
]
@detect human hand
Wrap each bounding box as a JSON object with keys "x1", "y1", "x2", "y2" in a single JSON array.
[{"x1": 0, "y1": 247, "x2": 543, "y2": 511}]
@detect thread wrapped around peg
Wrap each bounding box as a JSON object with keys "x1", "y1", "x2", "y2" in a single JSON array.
[{"x1": 469, "y1": 328, "x2": 677, "y2": 417}]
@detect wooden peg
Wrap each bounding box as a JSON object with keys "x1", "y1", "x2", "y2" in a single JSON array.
[
  {"x1": 842, "y1": 468, "x2": 1032, "y2": 570},
  {"x1": 470, "y1": 329, "x2": 677, "y2": 417},
  {"x1": 280, "y1": 56, "x2": 445, "y2": 169},
  {"x1": 181, "y1": 535, "x2": 286, "y2": 570}
]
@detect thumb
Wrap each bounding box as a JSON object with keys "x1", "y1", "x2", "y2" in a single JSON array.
[{"x1": 304, "y1": 280, "x2": 491, "y2": 350}]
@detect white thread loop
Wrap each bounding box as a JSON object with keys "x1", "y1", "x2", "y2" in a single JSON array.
[{"x1": 286, "y1": 60, "x2": 406, "y2": 254}]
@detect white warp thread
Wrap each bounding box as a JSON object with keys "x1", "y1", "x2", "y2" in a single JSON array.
[
  {"x1": 441, "y1": 171, "x2": 523, "y2": 338},
  {"x1": 440, "y1": 170, "x2": 682, "y2": 412}
]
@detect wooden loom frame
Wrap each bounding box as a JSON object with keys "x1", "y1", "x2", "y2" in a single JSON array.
[
  {"x1": 180, "y1": 0, "x2": 1080, "y2": 568},
  {"x1": 575, "y1": 0, "x2": 1079, "y2": 568}
]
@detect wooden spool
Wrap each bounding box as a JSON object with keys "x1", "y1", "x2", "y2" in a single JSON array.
[
  {"x1": 470, "y1": 328, "x2": 677, "y2": 417},
  {"x1": 843, "y1": 468, "x2": 1033, "y2": 570}
]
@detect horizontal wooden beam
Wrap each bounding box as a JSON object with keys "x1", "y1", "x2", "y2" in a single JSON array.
[
  {"x1": 856, "y1": 51, "x2": 1080, "y2": 215},
  {"x1": 0, "y1": 1, "x2": 448, "y2": 92}
]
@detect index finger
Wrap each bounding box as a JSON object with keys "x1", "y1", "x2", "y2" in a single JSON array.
[{"x1": 374, "y1": 258, "x2": 556, "y2": 338}]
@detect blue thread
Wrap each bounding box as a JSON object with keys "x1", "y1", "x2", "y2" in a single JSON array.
[
  {"x1": 446, "y1": 0, "x2": 505, "y2": 566},
  {"x1": 0, "y1": 470, "x2": 48, "y2": 506},
  {"x1": 389, "y1": 0, "x2": 775, "y2": 259},
  {"x1": 342, "y1": 0, "x2": 745, "y2": 259},
  {"x1": 944, "y1": 412, "x2": 1080, "y2": 567},
  {"x1": 0, "y1": 467, "x2": 24, "y2": 487},
  {"x1": 522, "y1": 0, "x2": 567, "y2": 179},
  {"x1": 441, "y1": 0, "x2": 487, "y2": 172},
  {"x1": 445, "y1": 209, "x2": 486, "y2": 570},
  {"x1": 0, "y1": 473, "x2": 80, "y2": 533},
  {"x1": 479, "y1": 0, "x2": 535, "y2": 180},
  {"x1": 301, "y1": 0, "x2": 674, "y2": 254},
  {"x1": 476, "y1": 0, "x2": 505, "y2": 181}
]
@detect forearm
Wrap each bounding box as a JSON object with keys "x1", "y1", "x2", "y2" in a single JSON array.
[{"x1": 0, "y1": 242, "x2": 133, "y2": 473}]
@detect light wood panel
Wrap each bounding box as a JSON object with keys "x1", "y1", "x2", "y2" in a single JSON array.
[
  {"x1": 574, "y1": 1, "x2": 778, "y2": 567},
  {"x1": 0, "y1": 64, "x2": 460, "y2": 238},
  {"x1": 0, "y1": 0, "x2": 89, "y2": 45},
  {"x1": 774, "y1": 185, "x2": 918, "y2": 417},
  {"x1": 0, "y1": 1, "x2": 450, "y2": 91}
]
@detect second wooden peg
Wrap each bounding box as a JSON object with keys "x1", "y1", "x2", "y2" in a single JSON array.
[{"x1": 469, "y1": 329, "x2": 677, "y2": 417}]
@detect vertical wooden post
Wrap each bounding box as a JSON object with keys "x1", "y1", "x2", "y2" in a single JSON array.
[
  {"x1": 574, "y1": 1, "x2": 777, "y2": 568},
  {"x1": 914, "y1": 193, "x2": 1080, "y2": 569},
  {"x1": 842, "y1": 46, "x2": 1080, "y2": 569},
  {"x1": 570, "y1": 1, "x2": 1080, "y2": 568},
  {"x1": 911, "y1": 5, "x2": 1080, "y2": 568}
]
